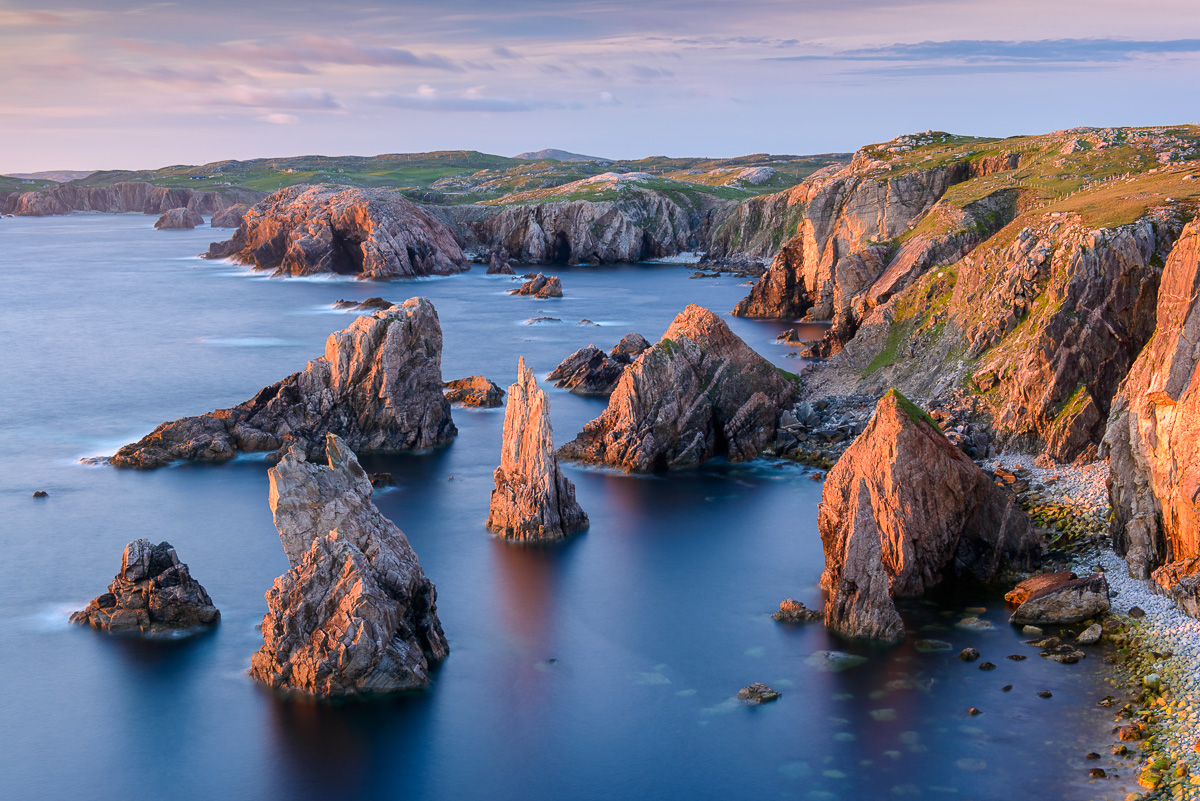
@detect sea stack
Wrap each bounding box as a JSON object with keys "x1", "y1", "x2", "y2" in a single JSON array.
[
  {"x1": 558, "y1": 304, "x2": 797, "y2": 471},
  {"x1": 487, "y1": 358, "x2": 588, "y2": 542},
  {"x1": 250, "y1": 434, "x2": 448, "y2": 696},
  {"x1": 70, "y1": 539, "x2": 219, "y2": 633},
  {"x1": 818, "y1": 390, "x2": 1040, "y2": 642},
  {"x1": 112, "y1": 297, "x2": 455, "y2": 468},
  {"x1": 154, "y1": 207, "x2": 204, "y2": 229}
]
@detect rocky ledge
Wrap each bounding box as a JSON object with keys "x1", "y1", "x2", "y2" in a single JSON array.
[
  {"x1": 487, "y1": 358, "x2": 587, "y2": 542},
  {"x1": 558, "y1": 305, "x2": 797, "y2": 471},
  {"x1": 250, "y1": 434, "x2": 447, "y2": 696},
  {"x1": 548, "y1": 333, "x2": 650, "y2": 396},
  {"x1": 510, "y1": 273, "x2": 563, "y2": 298},
  {"x1": 205, "y1": 185, "x2": 468, "y2": 279},
  {"x1": 154, "y1": 207, "x2": 203, "y2": 230},
  {"x1": 70, "y1": 539, "x2": 219, "y2": 633},
  {"x1": 819, "y1": 390, "x2": 1041, "y2": 642},
  {"x1": 444, "y1": 375, "x2": 505, "y2": 408},
  {"x1": 111, "y1": 297, "x2": 455, "y2": 468}
]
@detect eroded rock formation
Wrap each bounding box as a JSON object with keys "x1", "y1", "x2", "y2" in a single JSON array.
[
  {"x1": 488, "y1": 358, "x2": 587, "y2": 541},
  {"x1": 112, "y1": 297, "x2": 455, "y2": 468},
  {"x1": 1103, "y1": 220, "x2": 1200, "y2": 579},
  {"x1": 70, "y1": 539, "x2": 219, "y2": 633},
  {"x1": 444, "y1": 375, "x2": 505, "y2": 407},
  {"x1": 819, "y1": 390, "x2": 1040, "y2": 642},
  {"x1": 558, "y1": 305, "x2": 797, "y2": 470},
  {"x1": 155, "y1": 207, "x2": 203, "y2": 230},
  {"x1": 511, "y1": 273, "x2": 563, "y2": 298},
  {"x1": 548, "y1": 333, "x2": 649, "y2": 396},
  {"x1": 205, "y1": 185, "x2": 468, "y2": 278},
  {"x1": 210, "y1": 204, "x2": 249, "y2": 229},
  {"x1": 250, "y1": 434, "x2": 447, "y2": 695}
]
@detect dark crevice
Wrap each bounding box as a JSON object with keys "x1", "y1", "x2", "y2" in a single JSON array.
[
  {"x1": 329, "y1": 232, "x2": 366, "y2": 275},
  {"x1": 551, "y1": 231, "x2": 571, "y2": 264}
]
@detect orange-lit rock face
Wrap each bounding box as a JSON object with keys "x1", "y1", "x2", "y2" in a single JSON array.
[
  {"x1": 206, "y1": 184, "x2": 468, "y2": 278},
  {"x1": 559, "y1": 304, "x2": 795, "y2": 471},
  {"x1": 1105, "y1": 220, "x2": 1200, "y2": 579},
  {"x1": 252, "y1": 434, "x2": 447, "y2": 697},
  {"x1": 488, "y1": 358, "x2": 587, "y2": 542},
  {"x1": 819, "y1": 391, "x2": 1039, "y2": 643}
]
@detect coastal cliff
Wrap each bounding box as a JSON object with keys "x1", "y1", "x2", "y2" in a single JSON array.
[{"x1": 1, "y1": 180, "x2": 261, "y2": 216}]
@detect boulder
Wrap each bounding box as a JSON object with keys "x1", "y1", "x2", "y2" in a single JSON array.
[
  {"x1": 154, "y1": 207, "x2": 203, "y2": 230},
  {"x1": 819, "y1": 390, "x2": 1040, "y2": 642},
  {"x1": 1007, "y1": 571, "x2": 1110, "y2": 625},
  {"x1": 112, "y1": 297, "x2": 455, "y2": 468},
  {"x1": 205, "y1": 185, "x2": 467, "y2": 278},
  {"x1": 70, "y1": 539, "x2": 219, "y2": 633},
  {"x1": 737, "y1": 683, "x2": 780, "y2": 704},
  {"x1": 250, "y1": 434, "x2": 448, "y2": 696},
  {"x1": 1103, "y1": 220, "x2": 1200, "y2": 578},
  {"x1": 510, "y1": 273, "x2": 563, "y2": 298},
  {"x1": 487, "y1": 358, "x2": 587, "y2": 541},
  {"x1": 210, "y1": 203, "x2": 249, "y2": 229},
  {"x1": 443, "y1": 375, "x2": 505, "y2": 408},
  {"x1": 558, "y1": 305, "x2": 797, "y2": 470},
  {"x1": 772, "y1": 598, "x2": 821, "y2": 623}
]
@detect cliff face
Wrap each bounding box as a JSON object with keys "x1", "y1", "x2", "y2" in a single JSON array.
[
  {"x1": 112, "y1": 297, "x2": 455, "y2": 468},
  {"x1": 1103, "y1": 220, "x2": 1200, "y2": 579},
  {"x1": 819, "y1": 391, "x2": 1039, "y2": 642},
  {"x1": 206, "y1": 185, "x2": 468, "y2": 278},
  {"x1": 155, "y1": 208, "x2": 203, "y2": 230},
  {"x1": 487, "y1": 358, "x2": 588, "y2": 541},
  {"x1": 558, "y1": 305, "x2": 797, "y2": 471},
  {"x1": 252, "y1": 434, "x2": 447, "y2": 696},
  {"x1": 1, "y1": 181, "x2": 261, "y2": 216}
]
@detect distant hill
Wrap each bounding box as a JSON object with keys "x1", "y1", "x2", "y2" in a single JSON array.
[
  {"x1": 515, "y1": 149, "x2": 611, "y2": 163},
  {"x1": 3, "y1": 170, "x2": 96, "y2": 183}
]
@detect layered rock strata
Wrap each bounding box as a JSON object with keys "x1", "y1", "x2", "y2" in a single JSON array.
[
  {"x1": 210, "y1": 204, "x2": 249, "y2": 229},
  {"x1": 1103, "y1": 219, "x2": 1200, "y2": 579},
  {"x1": 112, "y1": 297, "x2": 455, "y2": 468},
  {"x1": 205, "y1": 185, "x2": 467, "y2": 278},
  {"x1": 548, "y1": 333, "x2": 650, "y2": 396},
  {"x1": 1005, "y1": 570, "x2": 1111, "y2": 625},
  {"x1": 488, "y1": 358, "x2": 587, "y2": 541},
  {"x1": 819, "y1": 390, "x2": 1040, "y2": 642},
  {"x1": 70, "y1": 539, "x2": 219, "y2": 632},
  {"x1": 558, "y1": 305, "x2": 797, "y2": 470},
  {"x1": 250, "y1": 434, "x2": 448, "y2": 695},
  {"x1": 1, "y1": 180, "x2": 260, "y2": 216}
]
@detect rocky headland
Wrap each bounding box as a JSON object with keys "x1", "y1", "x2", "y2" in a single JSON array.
[
  {"x1": 250, "y1": 434, "x2": 448, "y2": 696},
  {"x1": 818, "y1": 390, "x2": 1040, "y2": 642},
  {"x1": 111, "y1": 297, "x2": 455, "y2": 468},
  {"x1": 1, "y1": 180, "x2": 260, "y2": 216},
  {"x1": 558, "y1": 305, "x2": 797, "y2": 471},
  {"x1": 205, "y1": 185, "x2": 468, "y2": 278},
  {"x1": 70, "y1": 539, "x2": 219, "y2": 633},
  {"x1": 487, "y1": 358, "x2": 588, "y2": 541}
]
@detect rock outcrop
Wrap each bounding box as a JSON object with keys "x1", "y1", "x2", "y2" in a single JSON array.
[
  {"x1": 205, "y1": 185, "x2": 468, "y2": 278},
  {"x1": 443, "y1": 375, "x2": 505, "y2": 407},
  {"x1": 486, "y1": 247, "x2": 515, "y2": 274},
  {"x1": 250, "y1": 434, "x2": 447, "y2": 696},
  {"x1": 70, "y1": 539, "x2": 219, "y2": 633},
  {"x1": 558, "y1": 305, "x2": 797, "y2": 471},
  {"x1": 1, "y1": 180, "x2": 260, "y2": 216},
  {"x1": 510, "y1": 273, "x2": 563, "y2": 298},
  {"x1": 112, "y1": 297, "x2": 455, "y2": 468},
  {"x1": 210, "y1": 203, "x2": 249, "y2": 229},
  {"x1": 154, "y1": 207, "x2": 204, "y2": 230},
  {"x1": 332, "y1": 297, "x2": 395, "y2": 312},
  {"x1": 1103, "y1": 219, "x2": 1200, "y2": 578},
  {"x1": 548, "y1": 333, "x2": 649, "y2": 396},
  {"x1": 1005, "y1": 570, "x2": 1111, "y2": 625},
  {"x1": 818, "y1": 390, "x2": 1040, "y2": 642},
  {"x1": 487, "y1": 358, "x2": 587, "y2": 541}
]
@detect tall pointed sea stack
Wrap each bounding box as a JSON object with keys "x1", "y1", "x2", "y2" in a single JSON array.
[
  {"x1": 819, "y1": 390, "x2": 1040, "y2": 642},
  {"x1": 250, "y1": 433, "x2": 448, "y2": 696},
  {"x1": 487, "y1": 358, "x2": 588, "y2": 542}
]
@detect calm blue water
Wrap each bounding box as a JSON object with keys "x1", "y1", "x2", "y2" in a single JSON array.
[{"x1": 0, "y1": 214, "x2": 1131, "y2": 801}]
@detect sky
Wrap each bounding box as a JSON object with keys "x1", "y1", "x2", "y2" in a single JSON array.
[{"x1": 2, "y1": 0, "x2": 1200, "y2": 172}]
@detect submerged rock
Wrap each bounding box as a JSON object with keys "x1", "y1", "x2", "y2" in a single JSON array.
[
  {"x1": 205, "y1": 185, "x2": 467, "y2": 278},
  {"x1": 805, "y1": 650, "x2": 868, "y2": 672},
  {"x1": 737, "y1": 683, "x2": 781, "y2": 704},
  {"x1": 1007, "y1": 571, "x2": 1111, "y2": 625},
  {"x1": 154, "y1": 207, "x2": 203, "y2": 230},
  {"x1": 487, "y1": 358, "x2": 587, "y2": 542},
  {"x1": 558, "y1": 305, "x2": 797, "y2": 471},
  {"x1": 112, "y1": 297, "x2": 455, "y2": 468},
  {"x1": 332, "y1": 297, "x2": 394, "y2": 312},
  {"x1": 70, "y1": 539, "x2": 219, "y2": 633},
  {"x1": 250, "y1": 434, "x2": 448, "y2": 696},
  {"x1": 510, "y1": 272, "x2": 563, "y2": 298},
  {"x1": 1103, "y1": 220, "x2": 1200, "y2": 580},
  {"x1": 819, "y1": 390, "x2": 1040, "y2": 642},
  {"x1": 443, "y1": 375, "x2": 505, "y2": 408}
]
